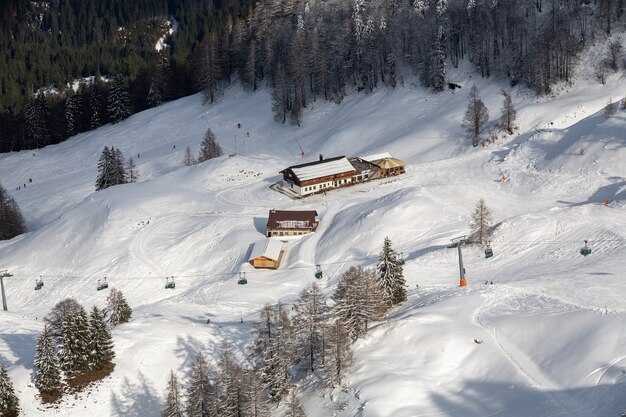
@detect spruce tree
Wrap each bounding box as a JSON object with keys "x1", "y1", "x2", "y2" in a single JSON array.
[
  {"x1": 88, "y1": 306, "x2": 115, "y2": 370},
  {"x1": 147, "y1": 52, "x2": 169, "y2": 107},
  {"x1": 183, "y1": 145, "x2": 196, "y2": 166},
  {"x1": 108, "y1": 74, "x2": 131, "y2": 124},
  {"x1": 0, "y1": 183, "x2": 26, "y2": 241},
  {"x1": 463, "y1": 85, "x2": 489, "y2": 146},
  {"x1": 469, "y1": 198, "x2": 493, "y2": 244},
  {"x1": 162, "y1": 371, "x2": 184, "y2": 417},
  {"x1": 377, "y1": 237, "x2": 407, "y2": 306},
  {"x1": 106, "y1": 289, "x2": 132, "y2": 326},
  {"x1": 197, "y1": 128, "x2": 223, "y2": 163},
  {"x1": 33, "y1": 325, "x2": 62, "y2": 394},
  {"x1": 0, "y1": 365, "x2": 20, "y2": 417},
  {"x1": 59, "y1": 304, "x2": 91, "y2": 378},
  {"x1": 109, "y1": 147, "x2": 128, "y2": 186},
  {"x1": 96, "y1": 146, "x2": 113, "y2": 191}
]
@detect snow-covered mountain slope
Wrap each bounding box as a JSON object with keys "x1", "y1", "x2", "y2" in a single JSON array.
[{"x1": 1, "y1": 65, "x2": 626, "y2": 416}]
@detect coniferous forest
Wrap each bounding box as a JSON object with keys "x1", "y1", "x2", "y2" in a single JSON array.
[{"x1": 1, "y1": 0, "x2": 624, "y2": 152}]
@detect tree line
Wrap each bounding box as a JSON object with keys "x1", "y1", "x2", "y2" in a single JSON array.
[
  {"x1": 3, "y1": 0, "x2": 625, "y2": 153},
  {"x1": 162, "y1": 237, "x2": 407, "y2": 417}
]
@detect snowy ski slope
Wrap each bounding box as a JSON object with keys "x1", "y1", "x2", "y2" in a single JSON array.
[{"x1": 1, "y1": 60, "x2": 626, "y2": 416}]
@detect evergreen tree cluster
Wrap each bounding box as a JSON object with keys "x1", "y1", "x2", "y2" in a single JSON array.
[
  {"x1": 35, "y1": 299, "x2": 115, "y2": 398},
  {"x1": 106, "y1": 289, "x2": 133, "y2": 326},
  {"x1": 0, "y1": 183, "x2": 26, "y2": 241},
  {"x1": 96, "y1": 146, "x2": 138, "y2": 191}
]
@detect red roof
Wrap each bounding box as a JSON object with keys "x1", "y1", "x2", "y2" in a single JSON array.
[{"x1": 267, "y1": 210, "x2": 319, "y2": 230}]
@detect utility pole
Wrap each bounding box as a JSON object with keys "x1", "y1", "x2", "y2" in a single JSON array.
[
  {"x1": 0, "y1": 270, "x2": 12, "y2": 311},
  {"x1": 447, "y1": 236, "x2": 467, "y2": 287}
]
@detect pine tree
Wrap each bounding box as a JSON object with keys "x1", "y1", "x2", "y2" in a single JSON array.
[
  {"x1": 24, "y1": 93, "x2": 51, "y2": 148},
  {"x1": 162, "y1": 371, "x2": 184, "y2": 417},
  {"x1": 183, "y1": 145, "x2": 196, "y2": 166},
  {"x1": 469, "y1": 198, "x2": 493, "y2": 244},
  {"x1": 432, "y1": 25, "x2": 446, "y2": 92},
  {"x1": 196, "y1": 35, "x2": 222, "y2": 105},
  {"x1": 197, "y1": 128, "x2": 223, "y2": 162},
  {"x1": 0, "y1": 183, "x2": 26, "y2": 241},
  {"x1": 377, "y1": 237, "x2": 407, "y2": 306},
  {"x1": 33, "y1": 325, "x2": 62, "y2": 394},
  {"x1": 285, "y1": 389, "x2": 307, "y2": 417},
  {"x1": 463, "y1": 85, "x2": 489, "y2": 146},
  {"x1": 186, "y1": 352, "x2": 218, "y2": 417},
  {"x1": 88, "y1": 306, "x2": 115, "y2": 370},
  {"x1": 126, "y1": 157, "x2": 138, "y2": 183},
  {"x1": 108, "y1": 74, "x2": 131, "y2": 124},
  {"x1": 110, "y1": 147, "x2": 128, "y2": 186},
  {"x1": 293, "y1": 283, "x2": 328, "y2": 373},
  {"x1": 0, "y1": 365, "x2": 20, "y2": 417},
  {"x1": 65, "y1": 94, "x2": 82, "y2": 138},
  {"x1": 59, "y1": 304, "x2": 91, "y2": 378},
  {"x1": 106, "y1": 288, "x2": 132, "y2": 326},
  {"x1": 323, "y1": 319, "x2": 353, "y2": 388},
  {"x1": 499, "y1": 89, "x2": 517, "y2": 134}
]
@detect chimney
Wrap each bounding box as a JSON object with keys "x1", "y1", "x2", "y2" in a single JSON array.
[{"x1": 319, "y1": 154, "x2": 323, "y2": 161}]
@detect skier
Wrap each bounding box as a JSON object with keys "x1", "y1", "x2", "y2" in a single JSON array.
[{"x1": 206, "y1": 318, "x2": 211, "y2": 324}]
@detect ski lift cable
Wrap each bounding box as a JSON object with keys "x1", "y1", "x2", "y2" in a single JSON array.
[{"x1": 6, "y1": 236, "x2": 619, "y2": 281}]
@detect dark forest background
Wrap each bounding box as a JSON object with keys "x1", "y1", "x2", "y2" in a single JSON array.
[{"x1": 0, "y1": 0, "x2": 624, "y2": 152}]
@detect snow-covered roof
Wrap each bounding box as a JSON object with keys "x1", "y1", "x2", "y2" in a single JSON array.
[
  {"x1": 248, "y1": 239, "x2": 283, "y2": 261},
  {"x1": 290, "y1": 157, "x2": 355, "y2": 181},
  {"x1": 361, "y1": 152, "x2": 393, "y2": 162}
]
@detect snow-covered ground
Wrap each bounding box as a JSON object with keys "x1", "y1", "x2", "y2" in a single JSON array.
[{"x1": 1, "y1": 60, "x2": 626, "y2": 416}]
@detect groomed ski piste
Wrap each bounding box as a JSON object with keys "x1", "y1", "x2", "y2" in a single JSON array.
[{"x1": 1, "y1": 53, "x2": 626, "y2": 416}]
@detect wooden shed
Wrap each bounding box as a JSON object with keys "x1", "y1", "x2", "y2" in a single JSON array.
[{"x1": 248, "y1": 239, "x2": 284, "y2": 269}]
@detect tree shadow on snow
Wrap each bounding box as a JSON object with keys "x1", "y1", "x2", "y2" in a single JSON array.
[
  {"x1": 428, "y1": 379, "x2": 626, "y2": 417},
  {"x1": 0, "y1": 332, "x2": 37, "y2": 369},
  {"x1": 557, "y1": 179, "x2": 626, "y2": 207},
  {"x1": 110, "y1": 373, "x2": 161, "y2": 417}
]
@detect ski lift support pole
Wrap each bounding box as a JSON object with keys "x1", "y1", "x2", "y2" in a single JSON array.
[
  {"x1": 0, "y1": 270, "x2": 12, "y2": 311},
  {"x1": 447, "y1": 236, "x2": 467, "y2": 287}
]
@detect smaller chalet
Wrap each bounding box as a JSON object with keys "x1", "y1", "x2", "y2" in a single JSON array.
[
  {"x1": 248, "y1": 239, "x2": 284, "y2": 269},
  {"x1": 266, "y1": 209, "x2": 319, "y2": 238},
  {"x1": 280, "y1": 156, "x2": 356, "y2": 196}
]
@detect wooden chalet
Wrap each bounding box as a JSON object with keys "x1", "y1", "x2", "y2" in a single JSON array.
[
  {"x1": 280, "y1": 156, "x2": 356, "y2": 196},
  {"x1": 266, "y1": 209, "x2": 319, "y2": 238},
  {"x1": 248, "y1": 239, "x2": 284, "y2": 269}
]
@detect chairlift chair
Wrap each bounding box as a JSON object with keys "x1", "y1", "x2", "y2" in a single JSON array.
[
  {"x1": 97, "y1": 277, "x2": 109, "y2": 291},
  {"x1": 580, "y1": 240, "x2": 592, "y2": 256},
  {"x1": 484, "y1": 243, "x2": 493, "y2": 259},
  {"x1": 315, "y1": 264, "x2": 323, "y2": 279},
  {"x1": 35, "y1": 276, "x2": 44, "y2": 291},
  {"x1": 238, "y1": 272, "x2": 248, "y2": 285},
  {"x1": 165, "y1": 276, "x2": 175, "y2": 289},
  {"x1": 399, "y1": 252, "x2": 405, "y2": 266}
]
